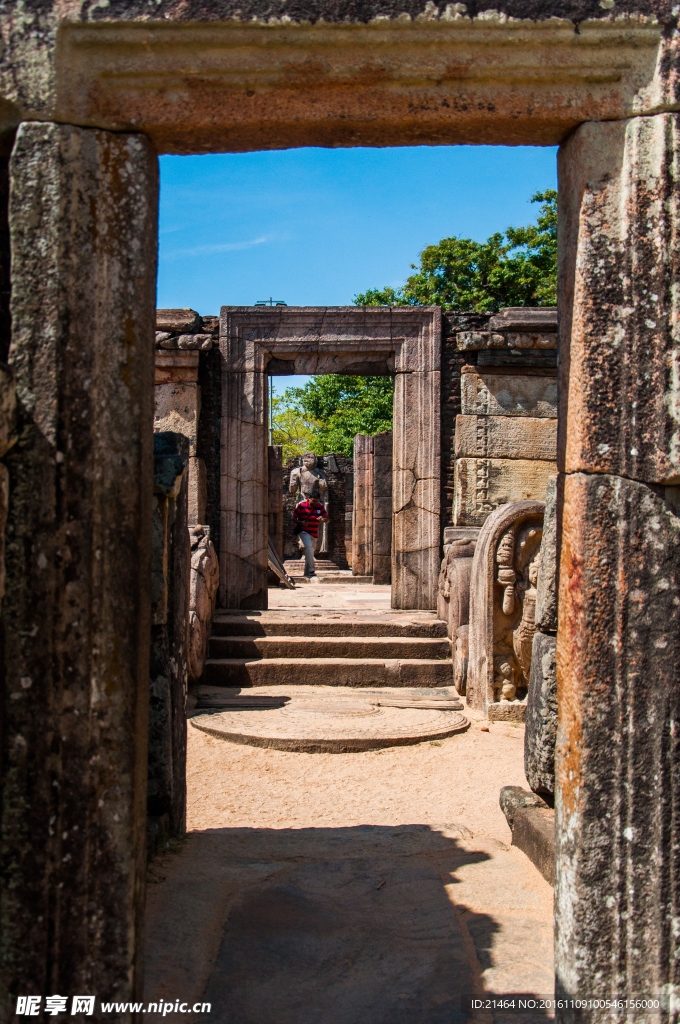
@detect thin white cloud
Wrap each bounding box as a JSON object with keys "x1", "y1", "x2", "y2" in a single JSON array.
[{"x1": 163, "y1": 236, "x2": 270, "y2": 259}]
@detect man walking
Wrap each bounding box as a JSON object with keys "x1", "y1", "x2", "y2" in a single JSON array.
[{"x1": 292, "y1": 497, "x2": 329, "y2": 583}]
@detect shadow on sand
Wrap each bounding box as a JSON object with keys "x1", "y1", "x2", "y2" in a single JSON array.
[{"x1": 161, "y1": 824, "x2": 556, "y2": 1024}]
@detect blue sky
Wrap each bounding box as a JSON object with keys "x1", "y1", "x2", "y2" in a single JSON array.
[{"x1": 158, "y1": 144, "x2": 558, "y2": 396}]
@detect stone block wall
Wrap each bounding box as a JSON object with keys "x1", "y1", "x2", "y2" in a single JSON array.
[
  {"x1": 447, "y1": 307, "x2": 558, "y2": 531},
  {"x1": 154, "y1": 309, "x2": 219, "y2": 532}
]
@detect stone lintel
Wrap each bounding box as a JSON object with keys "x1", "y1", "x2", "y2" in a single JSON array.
[{"x1": 14, "y1": 18, "x2": 669, "y2": 153}]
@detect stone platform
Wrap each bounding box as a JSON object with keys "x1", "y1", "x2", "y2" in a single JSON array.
[{"x1": 190, "y1": 686, "x2": 468, "y2": 753}]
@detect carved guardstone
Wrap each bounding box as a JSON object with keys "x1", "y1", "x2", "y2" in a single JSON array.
[
  {"x1": 467, "y1": 500, "x2": 544, "y2": 721},
  {"x1": 525, "y1": 475, "x2": 558, "y2": 796}
]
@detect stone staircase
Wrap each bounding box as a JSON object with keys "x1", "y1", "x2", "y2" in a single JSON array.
[{"x1": 204, "y1": 609, "x2": 452, "y2": 688}]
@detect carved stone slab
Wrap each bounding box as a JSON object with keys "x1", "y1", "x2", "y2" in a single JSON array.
[
  {"x1": 191, "y1": 696, "x2": 469, "y2": 752},
  {"x1": 455, "y1": 415, "x2": 557, "y2": 461},
  {"x1": 461, "y1": 368, "x2": 558, "y2": 418},
  {"x1": 453, "y1": 458, "x2": 556, "y2": 527},
  {"x1": 467, "y1": 501, "x2": 545, "y2": 717}
]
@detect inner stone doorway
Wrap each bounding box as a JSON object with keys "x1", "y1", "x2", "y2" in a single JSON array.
[{"x1": 220, "y1": 305, "x2": 441, "y2": 612}]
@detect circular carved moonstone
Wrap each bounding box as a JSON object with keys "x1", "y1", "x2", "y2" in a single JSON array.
[
  {"x1": 280, "y1": 699, "x2": 382, "y2": 718},
  {"x1": 191, "y1": 696, "x2": 469, "y2": 753}
]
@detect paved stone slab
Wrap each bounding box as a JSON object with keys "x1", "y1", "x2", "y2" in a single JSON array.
[
  {"x1": 461, "y1": 368, "x2": 558, "y2": 419},
  {"x1": 455, "y1": 414, "x2": 557, "y2": 461},
  {"x1": 512, "y1": 806, "x2": 555, "y2": 888},
  {"x1": 453, "y1": 458, "x2": 556, "y2": 527}
]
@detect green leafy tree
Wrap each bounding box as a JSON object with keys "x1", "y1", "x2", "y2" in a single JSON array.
[
  {"x1": 355, "y1": 190, "x2": 557, "y2": 313},
  {"x1": 270, "y1": 396, "x2": 325, "y2": 461},
  {"x1": 274, "y1": 189, "x2": 556, "y2": 456},
  {"x1": 281, "y1": 376, "x2": 393, "y2": 457}
]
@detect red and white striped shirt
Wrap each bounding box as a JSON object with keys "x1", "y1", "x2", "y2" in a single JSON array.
[{"x1": 292, "y1": 499, "x2": 328, "y2": 539}]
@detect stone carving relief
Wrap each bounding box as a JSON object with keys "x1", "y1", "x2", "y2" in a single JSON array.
[
  {"x1": 467, "y1": 500, "x2": 544, "y2": 722},
  {"x1": 492, "y1": 522, "x2": 542, "y2": 703},
  {"x1": 188, "y1": 525, "x2": 220, "y2": 682},
  {"x1": 437, "y1": 534, "x2": 478, "y2": 640}
]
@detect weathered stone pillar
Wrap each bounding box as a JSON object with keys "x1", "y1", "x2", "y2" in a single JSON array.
[
  {"x1": 220, "y1": 363, "x2": 268, "y2": 609},
  {"x1": 353, "y1": 433, "x2": 373, "y2": 577},
  {"x1": 372, "y1": 430, "x2": 393, "y2": 585},
  {"x1": 268, "y1": 443, "x2": 283, "y2": 560},
  {"x1": 148, "y1": 433, "x2": 190, "y2": 852},
  {"x1": 0, "y1": 123, "x2": 157, "y2": 1012},
  {"x1": 392, "y1": 359, "x2": 441, "y2": 609},
  {"x1": 556, "y1": 114, "x2": 680, "y2": 1019}
]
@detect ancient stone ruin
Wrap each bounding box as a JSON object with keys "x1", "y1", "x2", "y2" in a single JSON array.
[{"x1": 2, "y1": 4, "x2": 680, "y2": 1017}]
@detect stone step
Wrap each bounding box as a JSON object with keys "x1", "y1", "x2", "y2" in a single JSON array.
[
  {"x1": 203, "y1": 657, "x2": 453, "y2": 688},
  {"x1": 211, "y1": 615, "x2": 448, "y2": 638},
  {"x1": 290, "y1": 574, "x2": 373, "y2": 584},
  {"x1": 209, "y1": 634, "x2": 452, "y2": 660},
  {"x1": 282, "y1": 565, "x2": 342, "y2": 573}
]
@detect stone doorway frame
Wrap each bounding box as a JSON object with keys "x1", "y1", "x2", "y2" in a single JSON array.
[
  {"x1": 3, "y1": 6, "x2": 680, "y2": 1015},
  {"x1": 220, "y1": 305, "x2": 441, "y2": 610}
]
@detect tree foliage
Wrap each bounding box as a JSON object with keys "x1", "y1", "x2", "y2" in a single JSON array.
[
  {"x1": 355, "y1": 190, "x2": 557, "y2": 313},
  {"x1": 274, "y1": 189, "x2": 556, "y2": 457},
  {"x1": 270, "y1": 397, "x2": 325, "y2": 461},
  {"x1": 279, "y1": 376, "x2": 393, "y2": 458}
]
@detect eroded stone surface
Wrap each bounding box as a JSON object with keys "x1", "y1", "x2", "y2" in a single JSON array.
[
  {"x1": 2, "y1": 121, "x2": 157, "y2": 1003},
  {"x1": 556, "y1": 471, "x2": 680, "y2": 1008},
  {"x1": 461, "y1": 367, "x2": 558, "y2": 418},
  {"x1": 154, "y1": 381, "x2": 200, "y2": 456},
  {"x1": 559, "y1": 113, "x2": 680, "y2": 484},
  {"x1": 188, "y1": 525, "x2": 220, "y2": 683},
  {"x1": 525, "y1": 631, "x2": 557, "y2": 796},
  {"x1": 453, "y1": 457, "x2": 556, "y2": 527},
  {"x1": 535, "y1": 475, "x2": 558, "y2": 632},
  {"x1": 455, "y1": 414, "x2": 557, "y2": 461}
]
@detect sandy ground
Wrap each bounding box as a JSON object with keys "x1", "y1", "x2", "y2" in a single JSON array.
[
  {"x1": 187, "y1": 697, "x2": 527, "y2": 846},
  {"x1": 144, "y1": 586, "x2": 554, "y2": 1022}
]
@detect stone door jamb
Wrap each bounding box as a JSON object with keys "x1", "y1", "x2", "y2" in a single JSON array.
[{"x1": 219, "y1": 305, "x2": 441, "y2": 610}]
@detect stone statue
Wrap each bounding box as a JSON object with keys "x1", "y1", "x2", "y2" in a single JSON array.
[
  {"x1": 513, "y1": 553, "x2": 540, "y2": 684},
  {"x1": 289, "y1": 452, "x2": 329, "y2": 555},
  {"x1": 492, "y1": 519, "x2": 543, "y2": 702}
]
